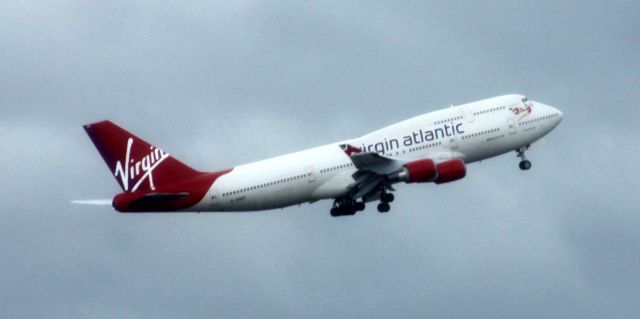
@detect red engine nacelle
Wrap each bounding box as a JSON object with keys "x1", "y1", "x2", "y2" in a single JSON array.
[
  {"x1": 434, "y1": 158, "x2": 466, "y2": 184},
  {"x1": 400, "y1": 159, "x2": 438, "y2": 183},
  {"x1": 393, "y1": 158, "x2": 466, "y2": 184}
]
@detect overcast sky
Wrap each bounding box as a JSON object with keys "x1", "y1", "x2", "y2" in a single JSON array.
[{"x1": 1, "y1": 1, "x2": 639, "y2": 318}]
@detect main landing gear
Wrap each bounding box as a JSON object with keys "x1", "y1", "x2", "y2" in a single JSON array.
[
  {"x1": 330, "y1": 191, "x2": 396, "y2": 216},
  {"x1": 330, "y1": 199, "x2": 365, "y2": 217},
  {"x1": 516, "y1": 146, "x2": 532, "y2": 170},
  {"x1": 377, "y1": 192, "x2": 394, "y2": 213}
]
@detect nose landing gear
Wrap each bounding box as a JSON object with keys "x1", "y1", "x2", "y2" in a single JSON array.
[
  {"x1": 519, "y1": 160, "x2": 532, "y2": 170},
  {"x1": 516, "y1": 146, "x2": 532, "y2": 170}
]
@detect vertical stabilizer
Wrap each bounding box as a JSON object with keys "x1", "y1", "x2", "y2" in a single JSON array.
[{"x1": 83, "y1": 120, "x2": 202, "y2": 192}]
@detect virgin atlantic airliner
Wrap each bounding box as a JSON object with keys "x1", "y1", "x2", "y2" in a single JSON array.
[{"x1": 76, "y1": 94, "x2": 562, "y2": 216}]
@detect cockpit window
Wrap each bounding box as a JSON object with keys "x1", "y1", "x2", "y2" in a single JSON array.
[{"x1": 521, "y1": 97, "x2": 528, "y2": 102}]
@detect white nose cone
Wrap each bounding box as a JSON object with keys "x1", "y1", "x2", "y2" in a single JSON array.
[
  {"x1": 557, "y1": 108, "x2": 564, "y2": 122},
  {"x1": 542, "y1": 102, "x2": 563, "y2": 128},
  {"x1": 549, "y1": 105, "x2": 564, "y2": 126}
]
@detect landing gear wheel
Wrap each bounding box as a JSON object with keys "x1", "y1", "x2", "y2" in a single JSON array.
[
  {"x1": 519, "y1": 160, "x2": 532, "y2": 170},
  {"x1": 381, "y1": 193, "x2": 395, "y2": 203},
  {"x1": 331, "y1": 198, "x2": 361, "y2": 217},
  {"x1": 377, "y1": 202, "x2": 390, "y2": 213},
  {"x1": 516, "y1": 146, "x2": 532, "y2": 171}
]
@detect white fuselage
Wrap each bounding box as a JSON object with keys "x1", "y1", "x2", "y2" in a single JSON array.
[{"x1": 194, "y1": 94, "x2": 563, "y2": 212}]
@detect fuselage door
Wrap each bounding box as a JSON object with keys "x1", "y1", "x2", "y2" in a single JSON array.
[
  {"x1": 507, "y1": 117, "x2": 517, "y2": 134},
  {"x1": 449, "y1": 137, "x2": 459, "y2": 150},
  {"x1": 209, "y1": 190, "x2": 221, "y2": 207},
  {"x1": 306, "y1": 166, "x2": 316, "y2": 182},
  {"x1": 462, "y1": 106, "x2": 475, "y2": 123}
]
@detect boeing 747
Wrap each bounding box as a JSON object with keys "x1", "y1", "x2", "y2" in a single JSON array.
[{"x1": 77, "y1": 94, "x2": 563, "y2": 216}]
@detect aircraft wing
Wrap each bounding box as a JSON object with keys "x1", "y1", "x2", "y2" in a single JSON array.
[
  {"x1": 340, "y1": 144, "x2": 405, "y2": 200},
  {"x1": 339, "y1": 144, "x2": 463, "y2": 200},
  {"x1": 349, "y1": 152, "x2": 404, "y2": 175}
]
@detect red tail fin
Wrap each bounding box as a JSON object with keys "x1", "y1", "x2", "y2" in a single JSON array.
[{"x1": 84, "y1": 120, "x2": 202, "y2": 192}]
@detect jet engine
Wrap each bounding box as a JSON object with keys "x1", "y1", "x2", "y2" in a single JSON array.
[
  {"x1": 434, "y1": 158, "x2": 466, "y2": 184},
  {"x1": 391, "y1": 158, "x2": 466, "y2": 184}
]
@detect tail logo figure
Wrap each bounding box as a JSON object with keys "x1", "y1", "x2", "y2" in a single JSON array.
[{"x1": 114, "y1": 137, "x2": 169, "y2": 192}]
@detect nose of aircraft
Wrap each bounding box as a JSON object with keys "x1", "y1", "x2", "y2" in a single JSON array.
[
  {"x1": 530, "y1": 99, "x2": 563, "y2": 128},
  {"x1": 557, "y1": 108, "x2": 564, "y2": 122},
  {"x1": 551, "y1": 105, "x2": 563, "y2": 124},
  {"x1": 538, "y1": 101, "x2": 563, "y2": 126}
]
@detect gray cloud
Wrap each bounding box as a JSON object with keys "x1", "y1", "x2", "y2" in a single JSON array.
[{"x1": 1, "y1": 1, "x2": 639, "y2": 318}]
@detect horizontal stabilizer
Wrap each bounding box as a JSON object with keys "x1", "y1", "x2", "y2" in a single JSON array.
[{"x1": 128, "y1": 192, "x2": 190, "y2": 209}]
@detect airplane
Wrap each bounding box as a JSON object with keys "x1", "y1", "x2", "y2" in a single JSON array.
[{"x1": 76, "y1": 94, "x2": 563, "y2": 216}]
